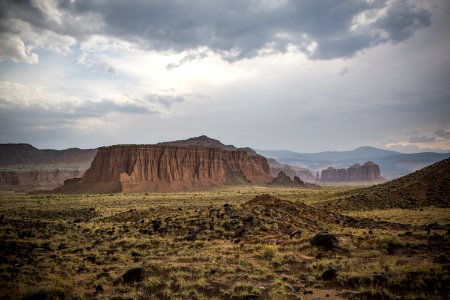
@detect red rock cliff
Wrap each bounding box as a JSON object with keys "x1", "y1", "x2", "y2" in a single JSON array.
[
  {"x1": 320, "y1": 161, "x2": 382, "y2": 182},
  {"x1": 56, "y1": 145, "x2": 273, "y2": 193},
  {"x1": 0, "y1": 169, "x2": 86, "y2": 192}
]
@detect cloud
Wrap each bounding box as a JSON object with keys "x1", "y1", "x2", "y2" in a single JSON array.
[
  {"x1": 0, "y1": 0, "x2": 432, "y2": 64},
  {"x1": 0, "y1": 0, "x2": 100, "y2": 64},
  {"x1": 385, "y1": 128, "x2": 450, "y2": 153},
  {"x1": 166, "y1": 49, "x2": 210, "y2": 70},
  {"x1": 144, "y1": 94, "x2": 186, "y2": 108},
  {"x1": 435, "y1": 129, "x2": 450, "y2": 139},
  {"x1": 408, "y1": 135, "x2": 436, "y2": 143},
  {"x1": 75, "y1": 52, "x2": 116, "y2": 74},
  {"x1": 0, "y1": 34, "x2": 38, "y2": 64}
]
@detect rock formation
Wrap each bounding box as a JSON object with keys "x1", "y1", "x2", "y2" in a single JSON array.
[
  {"x1": 0, "y1": 143, "x2": 97, "y2": 191},
  {"x1": 268, "y1": 171, "x2": 318, "y2": 188},
  {"x1": 0, "y1": 143, "x2": 97, "y2": 166},
  {"x1": 0, "y1": 170, "x2": 85, "y2": 192},
  {"x1": 320, "y1": 161, "x2": 382, "y2": 182},
  {"x1": 55, "y1": 144, "x2": 273, "y2": 193},
  {"x1": 267, "y1": 158, "x2": 315, "y2": 182},
  {"x1": 267, "y1": 159, "x2": 297, "y2": 178},
  {"x1": 320, "y1": 157, "x2": 450, "y2": 210},
  {"x1": 158, "y1": 135, "x2": 257, "y2": 154}
]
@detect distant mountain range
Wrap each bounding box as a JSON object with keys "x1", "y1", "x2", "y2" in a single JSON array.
[{"x1": 256, "y1": 146, "x2": 450, "y2": 179}]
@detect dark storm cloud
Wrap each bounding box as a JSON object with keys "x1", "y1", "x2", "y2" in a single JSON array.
[{"x1": 0, "y1": 0, "x2": 432, "y2": 63}]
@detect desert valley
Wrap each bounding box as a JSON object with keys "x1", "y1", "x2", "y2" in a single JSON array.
[
  {"x1": 1, "y1": 1, "x2": 449, "y2": 299},
  {"x1": 0, "y1": 136, "x2": 449, "y2": 299}
]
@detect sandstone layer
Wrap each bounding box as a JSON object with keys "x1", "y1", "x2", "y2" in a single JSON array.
[
  {"x1": 0, "y1": 170, "x2": 85, "y2": 192},
  {"x1": 0, "y1": 143, "x2": 97, "y2": 191},
  {"x1": 320, "y1": 161, "x2": 382, "y2": 182},
  {"x1": 56, "y1": 145, "x2": 273, "y2": 193}
]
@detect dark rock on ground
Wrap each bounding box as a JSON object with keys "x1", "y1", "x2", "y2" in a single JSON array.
[
  {"x1": 86, "y1": 255, "x2": 96, "y2": 263},
  {"x1": 122, "y1": 267, "x2": 146, "y2": 283},
  {"x1": 185, "y1": 232, "x2": 197, "y2": 241},
  {"x1": 321, "y1": 268, "x2": 338, "y2": 280},
  {"x1": 95, "y1": 284, "x2": 104, "y2": 293},
  {"x1": 310, "y1": 232, "x2": 339, "y2": 250}
]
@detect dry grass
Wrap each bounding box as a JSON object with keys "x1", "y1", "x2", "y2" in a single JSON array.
[{"x1": 0, "y1": 187, "x2": 448, "y2": 299}]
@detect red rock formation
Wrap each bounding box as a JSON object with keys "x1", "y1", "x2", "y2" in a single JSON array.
[
  {"x1": 267, "y1": 158, "x2": 315, "y2": 182},
  {"x1": 267, "y1": 159, "x2": 297, "y2": 178},
  {"x1": 320, "y1": 161, "x2": 382, "y2": 182},
  {"x1": 0, "y1": 169, "x2": 85, "y2": 192},
  {"x1": 0, "y1": 143, "x2": 97, "y2": 191},
  {"x1": 56, "y1": 145, "x2": 273, "y2": 193},
  {"x1": 268, "y1": 171, "x2": 317, "y2": 188}
]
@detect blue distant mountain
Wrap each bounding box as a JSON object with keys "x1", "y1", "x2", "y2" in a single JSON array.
[{"x1": 256, "y1": 147, "x2": 450, "y2": 179}]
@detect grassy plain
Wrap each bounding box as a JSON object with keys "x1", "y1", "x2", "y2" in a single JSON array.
[{"x1": 0, "y1": 187, "x2": 448, "y2": 299}]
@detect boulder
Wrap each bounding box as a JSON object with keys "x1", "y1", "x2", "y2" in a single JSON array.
[
  {"x1": 122, "y1": 267, "x2": 146, "y2": 283},
  {"x1": 310, "y1": 232, "x2": 339, "y2": 249},
  {"x1": 321, "y1": 268, "x2": 338, "y2": 280}
]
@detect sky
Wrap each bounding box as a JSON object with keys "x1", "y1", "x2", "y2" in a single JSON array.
[{"x1": 0, "y1": 0, "x2": 449, "y2": 153}]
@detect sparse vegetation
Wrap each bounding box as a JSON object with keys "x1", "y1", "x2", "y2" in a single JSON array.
[{"x1": 0, "y1": 187, "x2": 449, "y2": 299}]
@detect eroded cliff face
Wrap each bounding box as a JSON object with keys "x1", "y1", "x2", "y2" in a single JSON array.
[
  {"x1": 320, "y1": 161, "x2": 382, "y2": 182},
  {"x1": 56, "y1": 145, "x2": 273, "y2": 193},
  {"x1": 0, "y1": 169, "x2": 86, "y2": 192}
]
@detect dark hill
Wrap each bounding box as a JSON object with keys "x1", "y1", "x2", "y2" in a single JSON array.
[{"x1": 320, "y1": 158, "x2": 450, "y2": 211}]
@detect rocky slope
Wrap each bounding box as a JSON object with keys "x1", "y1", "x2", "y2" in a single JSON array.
[
  {"x1": 55, "y1": 144, "x2": 273, "y2": 193},
  {"x1": 320, "y1": 157, "x2": 450, "y2": 210},
  {"x1": 0, "y1": 144, "x2": 97, "y2": 191},
  {"x1": 320, "y1": 161, "x2": 382, "y2": 182}
]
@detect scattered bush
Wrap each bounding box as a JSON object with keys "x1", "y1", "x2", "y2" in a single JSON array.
[{"x1": 262, "y1": 245, "x2": 278, "y2": 260}]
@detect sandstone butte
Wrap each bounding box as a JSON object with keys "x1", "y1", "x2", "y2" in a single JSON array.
[
  {"x1": 320, "y1": 161, "x2": 382, "y2": 182},
  {"x1": 55, "y1": 144, "x2": 274, "y2": 193}
]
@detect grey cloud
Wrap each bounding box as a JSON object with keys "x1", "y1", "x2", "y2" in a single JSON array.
[
  {"x1": 408, "y1": 135, "x2": 436, "y2": 143},
  {"x1": 96, "y1": 61, "x2": 116, "y2": 74},
  {"x1": 375, "y1": 0, "x2": 432, "y2": 42},
  {"x1": 0, "y1": 0, "x2": 432, "y2": 62},
  {"x1": 0, "y1": 98, "x2": 153, "y2": 124},
  {"x1": 435, "y1": 129, "x2": 450, "y2": 139},
  {"x1": 166, "y1": 50, "x2": 209, "y2": 70},
  {"x1": 339, "y1": 67, "x2": 350, "y2": 76},
  {"x1": 0, "y1": 34, "x2": 38, "y2": 63},
  {"x1": 144, "y1": 94, "x2": 186, "y2": 108}
]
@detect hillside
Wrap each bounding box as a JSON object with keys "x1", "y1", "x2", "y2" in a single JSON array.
[{"x1": 320, "y1": 158, "x2": 450, "y2": 211}]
